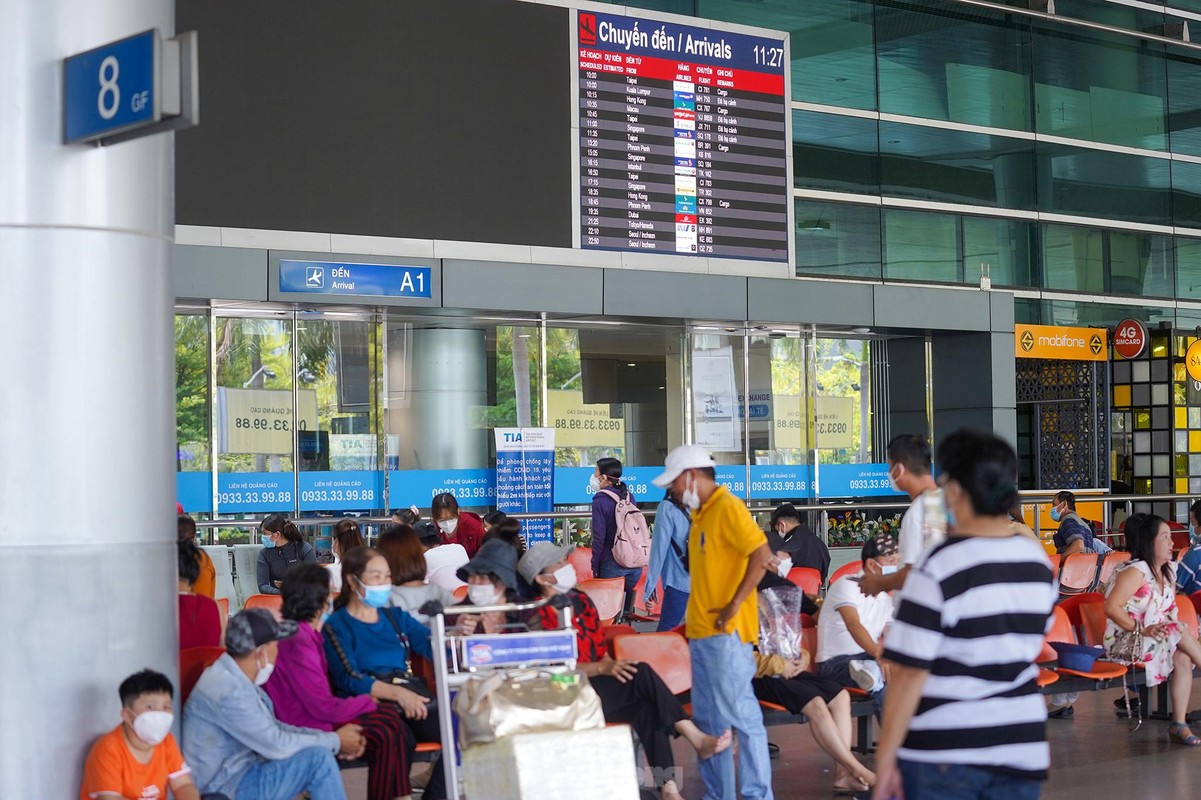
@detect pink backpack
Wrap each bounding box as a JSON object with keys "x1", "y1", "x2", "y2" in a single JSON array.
[{"x1": 599, "y1": 489, "x2": 651, "y2": 568}]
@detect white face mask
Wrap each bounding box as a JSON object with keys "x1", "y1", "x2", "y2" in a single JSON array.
[
  {"x1": 776, "y1": 557, "x2": 793, "y2": 578},
  {"x1": 681, "y1": 473, "x2": 701, "y2": 511},
  {"x1": 587, "y1": 474, "x2": 601, "y2": 493},
  {"x1": 131, "y1": 710, "x2": 174, "y2": 746},
  {"x1": 438, "y1": 518, "x2": 458, "y2": 535},
  {"x1": 550, "y1": 564, "x2": 577, "y2": 594},
  {"x1": 254, "y1": 650, "x2": 275, "y2": 687},
  {"x1": 468, "y1": 584, "x2": 503, "y2": 607},
  {"x1": 880, "y1": 564, "x2": 898, "y2": 575},
  {"x1": 887, "y1": 465, "x2": 903, "y2": 493}
]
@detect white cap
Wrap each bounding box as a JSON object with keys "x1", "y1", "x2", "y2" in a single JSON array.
[{"x1": 652, "y1": 444, "x2": 717, "y2": 488}]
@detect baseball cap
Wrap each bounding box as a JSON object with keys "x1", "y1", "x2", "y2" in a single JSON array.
[
  {"x1": 652, "y1": 444, "x2": 717, "y2": 488},
  {"x1": 224, "y1": 608, "x2": 298, "y2": 657},
  {"x1": 517, "y1": 541, "x2": 574, "y2": 585}
]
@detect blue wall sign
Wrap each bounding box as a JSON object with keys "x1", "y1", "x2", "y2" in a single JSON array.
[
  {"x1": 298, "y1": 471, "x2": 383, "y2": 512},
  {"x1": 817, "y1": 463, "x2": 903, "y2": 498},
  {"x1": 64, "y1": 30, "x2": 158, "y2": 144},
  {"x1": 494, "y1": 429, "x2": 556, "y2": 545},
  {"x1": 279, "y1": 260, "x2": 432, "y2": 298}
]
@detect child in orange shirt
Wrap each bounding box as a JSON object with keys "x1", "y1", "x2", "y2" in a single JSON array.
[{"x1": 80, "y1": 669, "x2": 202, "y2": 800}]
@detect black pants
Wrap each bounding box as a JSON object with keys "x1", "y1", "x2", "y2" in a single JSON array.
[
  {"x1": 404, "y1": 708, "x2": 447, "y2": 800},
  {"x1": 592, "y1": 665, "x2": 688, "y2": 787}
]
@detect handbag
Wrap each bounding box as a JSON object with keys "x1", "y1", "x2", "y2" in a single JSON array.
[
  {"x1": 1108, "y1": 620, "x2": 1144, "y2": 731},
  {"x1": 453, "y1": 669, "x2": 605, "y2": 748}
]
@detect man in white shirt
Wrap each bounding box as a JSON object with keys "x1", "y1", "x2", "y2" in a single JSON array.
[
  {"x1": 859, "y1": 434, "x2": 942, "y2": 599},
  {"x1": 419, "y1": 524, "x2": 468, "y2": 591},
  {"x1": 817, "y1": 531, "x2": 898, "y2": 717}
]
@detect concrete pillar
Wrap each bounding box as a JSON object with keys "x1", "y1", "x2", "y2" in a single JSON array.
[
  {"x1": 931, "y1": 332, "x2": 1018, "y2": 447},
  {"x1": 884, "y1": 337, "x2": 931, "y2": 442},
  {"x1": 395, "y1": 327, "x2": 487, "y2": 469},
  {"x1": 0, "y1": 0, "x2": 176, "y2": 795}
]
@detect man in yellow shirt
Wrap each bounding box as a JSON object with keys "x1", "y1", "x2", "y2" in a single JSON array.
[{"x1": 654, "y1": 445, "x2": 774, "y2": 800}]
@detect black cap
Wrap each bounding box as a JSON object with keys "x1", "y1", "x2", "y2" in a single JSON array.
[
  {"x1": 457, "y1": 539, "x2": 519, "y2": 590},
  {"x1": 225, "y1": 608, "x2": 298, "y2": 657}
]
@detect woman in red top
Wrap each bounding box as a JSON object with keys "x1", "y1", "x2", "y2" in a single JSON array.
[
  {"x1": 518, "y1": 542, "x2": 731, "y2": 800},
  {"x1": 430, "y1": 493, "x2": 485, "y2": 558},
  {"x1": 178, "y1": 541, "x2": 222, "y2": 650}
]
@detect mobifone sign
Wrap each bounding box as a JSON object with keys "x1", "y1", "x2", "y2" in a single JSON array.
[{"x1": 1014, "y1": 324, "x2": 1106, "y2": 362}]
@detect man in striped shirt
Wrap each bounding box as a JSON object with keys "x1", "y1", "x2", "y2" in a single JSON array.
[{"x1": 873, "y1": 429, "x2": 1056, "y2": 800}]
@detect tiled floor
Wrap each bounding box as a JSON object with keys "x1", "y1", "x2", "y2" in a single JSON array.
[{"x1": 343, "y1": 689, "x2": 1201, "y2": 798}]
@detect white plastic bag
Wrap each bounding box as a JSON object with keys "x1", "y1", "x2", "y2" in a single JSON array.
[{"x1": 757, "y1": 585, "x2": 803, "y2": 661}]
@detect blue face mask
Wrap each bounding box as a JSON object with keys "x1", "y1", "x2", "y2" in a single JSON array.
[
  {"x1": 358, "y1": 580, "x2": 392, "y2": 609},
  {"x1": 880, "y1": 564, "x2": 898, "y2": 576},
  {"x1": 943, "y1": 498, "x2": 958, "y2": 531},
  {"x1": 261, "y1": 533, "x2": 275, "y2": 548},
  {"x1": 1049, "y1": 507, "x2": 1062, "y2": 523}
]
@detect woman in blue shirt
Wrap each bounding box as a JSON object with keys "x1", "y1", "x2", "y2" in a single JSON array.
[
  {"x1": 323, "y1": 546, "x2": 446, "y2": 800},
  {"x1": 645, "y1": 490, "x2": 690, "y2": 631}
]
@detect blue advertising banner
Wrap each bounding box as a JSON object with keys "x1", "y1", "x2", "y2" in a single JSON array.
[
  {"x1": 177, "y1": 472, "x2": 213, "y2": 513},
  {"x1": 553, "y1": 466, "x2": 657, "y2": 506},
  {"x1": 216, "y1": 472, "x2": 294, "y2": 514},
  {"x1": 298, "y1": 471, "x2": 383, "y2": 512},
  {"x1": 279, "y1": 260, "x2": 432, "y2": 299},
  {"x1": 749, "y1": 465, "x2": 811, "y2": 500},
  {"x1": 495, "y1": 428, "x2": 556, "y2": 545},
  {"x1": 388, "y1": 469, "x2": 495, "y2": 508},
  {"x1": 463, "y1": 631, "x2": 578, "y2": 669},
  {"x1": 817, "y1": 463, "x2": 902, "y2": 498}
]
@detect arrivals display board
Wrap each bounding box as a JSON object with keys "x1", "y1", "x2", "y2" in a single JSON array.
[{"x1": 577, "y1": 11, "x2": 790, "y2": 261}]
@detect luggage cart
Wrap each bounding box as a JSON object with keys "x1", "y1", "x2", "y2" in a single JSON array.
[{"x1": 423, "y1": 594, "x2": 579, "y2": 800}]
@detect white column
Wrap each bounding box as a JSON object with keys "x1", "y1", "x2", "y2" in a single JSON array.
[{"x1": 0, "y1": 0, "x2": 176, "y2": 795}]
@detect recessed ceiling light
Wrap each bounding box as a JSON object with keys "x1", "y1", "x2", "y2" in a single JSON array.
[
  {"x1": 852, "y1": 327, "x2": 871, "y2": 334},
  {"x1": 627, "y1": 362, "x2": 636, "y2": 367}
]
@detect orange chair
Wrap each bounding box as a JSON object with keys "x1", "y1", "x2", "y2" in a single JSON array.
[
  {"x1": 180, "y1": 645, "x2": 226, "y2": 702},
  {"x1": 244, "y1": 594, "x2": 283, "y2": 613},
  {"x1": 1046, "y1": 606, "x2": 1126, "y2": 681},
  {"x1": 1078, "y1": 600, "x2": 1109, "y2": 647},
  {"x1": 828, "y1": 561, "x2": 861, "y2": 587},
  {"x1": 1169, "y1": 522, "x2": 1191, "y2": 551},
  {"x1": 1176, "y1": 594, "x2": 1200, "y2": 639},
  {"x1": 1191, "y1": 591, "x2": 1201, "y2": 619},
  {"x1": 452, "y1": 585, "x2": 469, "y2": 602},
  {"x1": 568, "y1": 547, "x2": 594, "y2": 582},
  {"x1": 1057, "y1": 591, "x2": 1105, "y2": 638},
  {"x1": 786, "y1": 566, "x2": 822, "y2": 596},
  {"x1": 613, "y1": 632, "x2": 691, "y2": 695},
  {"x1": 1046, "y1": 553, "x2": 1061, "y2": 577},
  {"x1": 1096, "y1": 552, "x2": 1132, "y2": 590},
  {"x1": 215, "y1": 597, "x2": 230, "y2": 619},
  {"x1": 603, "y1": 624, "x2": 637, "y2": 649},
  {"x1": 1058, "y1": 553, "x2": 1102, "y2": 596},
  {"x1": 579, "y1": 577, "x2": 625, "y2": 625},
  {"x1": 629, "y1": 568, "x2": 662, "y2": 622}
]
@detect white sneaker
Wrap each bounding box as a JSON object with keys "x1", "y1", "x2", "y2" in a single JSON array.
[{"x1": 848, "y1": 659, "x2": 884, "y2": 693}]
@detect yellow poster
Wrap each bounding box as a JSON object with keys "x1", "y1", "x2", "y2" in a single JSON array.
[
  {"x1": 773, "y1": 394, "x2": 806, "y2": 450},
  {"x1": 813, "y1": 396, "x2": 854, "y2": 450},
  {"x1": 547, "y1": 389, "x2": 624, "y2": 448},
  {"x1": 1015, "y1": 324, "x2": 1107, "y2": 361},
  {"x1": 218, "y1": 388, "x2": 319, "y2": 454}
]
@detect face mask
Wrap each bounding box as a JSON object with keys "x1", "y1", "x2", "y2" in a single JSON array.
[
  {"x1": 887, "y1": 465, "x2": 903, "y2": 493},
  {"x1": 587, "y1": 474, "x2": 601, "y2": 493},
  {"x1": 254, "y1": 659, "x2": 275, "y2": 687},
  {"x1": 319, "y1": 611, "x2": 331, "y2": 627},
  {"x1": 468, "y1": 584, "x2": 503, "y2": 607},
  {"x1": 775, "y1": 557, "x2": 793, "y2": 578},
  {"x1": 550, "y1": 564, "x2": 577, "y2": 594},
  {"x1": 438, "y1": 518, "x2": 458, "y2": 535},
  {"x1": 880, "y1": 564, "x2": 898, "y2": 576},
  {"x1": 131, "y1": 710, "x2": 174, "y2": 746},
  {"x1": 681, "y1": 474, "x2": 701, "y2": 511},
  {"x1": 261, "y1": 534, "x2": 275, "y2": 548},
  {"x1": 357, "y1": 580, "x2": 392, "y2": 609},
  {"x1": 943, "y1": 497, "x2": 958, "y2": 531},
  {"x1": 1049, "y1": 507, "x2": 1062, "y2": 522}
]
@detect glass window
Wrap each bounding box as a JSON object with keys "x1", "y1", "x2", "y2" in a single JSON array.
[
  {"x1": 1109, "y1": 231, "x2": 1174, "y2": 299},
  {"x1": 879, "y1": 122, "x2": 1036, "y2": 209},
  {"x1": 214, "y1": 314, "x2": 296, "y2": 519},
  {"x1": 1172, "y1": 160, "x2": 1201, "y2": 229},
  {"x1": 175, "y1": 314, "x2": 211, "y2": 516},
  {"x1": 794, "y1": 199, "x2": 882, "y2": 279},
  {"x1": 883, "y1": 209, "x2": 959, "y2": 283},
  {"x1": 1037, "y1": 143, "x2": 1172, "y2": 226},
  {"x1": 699, "y1": 0, "x2": 877, "y2": 110},
  {"x1": 1052, "y1": 0, "x2": 1165, "y2": 31},
  {"x1": 1043, "y1": 223, "x2": 1103, "y2": 293},
  {"x1": 1176, "y1": 237, "x2": 1201, "y2": 301},
  {"x1": 1168, "y1": 48, "x2": 1201, "y2": 156},
  {"x1": 792, "y1": 110, "x2": 878, "y2": 195},
  {"x1": 1032, "y1": 24, "x2": 1167, "y2": 150},
  {"x1": 963, "y1": 216, "x2": 1036, "y2": 288},
  {"x1": 1040, "y1": 299, "x2": 1174, "y2": 328},
  {"x1": 875, "y1": 1, "x2": 1032, "y2": 131}
]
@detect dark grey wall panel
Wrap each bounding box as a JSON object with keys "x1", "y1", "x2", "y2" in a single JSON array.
[
  {"x1": 604, "y1": 271, "x2": 747, "y2": 320},
  {"x1": 989, "y1": 290, "x2": 1016, "y2": 332},
  {"x1": 268, "y1": 251, "x2": 441, "y2": 308},
  {"x1": 174, "y1": 245, "x2": 267, "y2": 301},
  {"x1": 443, "y1": 261, "x2": 603, "y2": 315},
  {"x1": 747, "y1": 277, "x2": 874, "y2": 326},
  {"x1": 874, "y1": 285, "x2": 991, "y2": 332},
  {"x1": 176, "y1": 0, "x2": 571, "y2": 247}
]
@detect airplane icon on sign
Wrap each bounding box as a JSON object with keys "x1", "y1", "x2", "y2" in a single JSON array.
[{"x1": 306, "y1": 266, "x2": 324, "y2": 288}]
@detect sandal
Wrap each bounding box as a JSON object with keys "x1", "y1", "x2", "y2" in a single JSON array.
[{"x1": 1169, "y1": 723, "x2": 1201, "y2": 746}]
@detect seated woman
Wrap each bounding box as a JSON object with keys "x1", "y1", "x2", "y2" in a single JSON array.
[
  {"x1": 256, "y1": 514, "x2": 316, "y2": 595},
  {"x1": 376, "y1": 524, "x2": 456, "y2": 626},
  {"x1": 323, "y1": 546, "x2": 447, "y2": 800},
  {"x1": 178, "y1": 540, "x2": 222, "y2": 650},
  {"x1": 513, "y1": 541, "x2": 732, "y2": 800},
  {"x1": 1104, "y1": 513, "x2": 1201, "y2": 744},
  {"x1": 753, "y1": 583, "x2": 875, "y2": 795},
  {"x1": 327, "y1": 518, "x2": 366, "y2": 593},
  {"x1": 265, "y1": 563, "x2": 418, "y2": 800}
]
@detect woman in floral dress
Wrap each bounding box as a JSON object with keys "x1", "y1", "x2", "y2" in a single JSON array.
[{"x1": 1104, "y1": 513, "x2": 1201, "y2": 744}]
